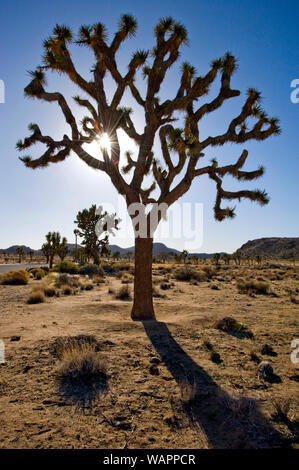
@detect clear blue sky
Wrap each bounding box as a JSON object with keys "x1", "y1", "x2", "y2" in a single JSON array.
[{"x1": 0, "y1": 0, "x2": 298, "y2": 253}]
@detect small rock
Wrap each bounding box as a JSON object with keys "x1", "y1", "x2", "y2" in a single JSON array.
[
  {"x1": 149, "y1": 357, "x2": 161, "y2": 365},
  {"x1": 23, "y1": 365, "x2": 33, "y2": 373},
  {"x1": 10, "y1": 336, "x2": 21, "y2": 342},
  {"x1": 149, "y1": 365, "x2": 159, "y2": 375},
  {"x1": 261, "y1": 344, "x2": 277, "y2": 356},
  {"x1": 257, "y1": 361, "x2": 273, "y2": 380}
]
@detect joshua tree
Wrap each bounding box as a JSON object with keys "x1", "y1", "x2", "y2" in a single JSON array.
[
  {"x1": 74, "y1": 229, "x2": 80, "y2": 262},
  {"x1": 41, "y1": 243, "x2": 50, "y2": 264},
  {"x1": 213, "y1": 252, "x2": 221, "y2": 266},
  {"x1": 181, "y1": 249, "x2": 189, "y2": 264},
  {"x1": 16, "y1": 246, "x2": 25, "y2": 263},
  {"x1": 57, "y1": 236, "x2": 69, "y2": 261},
  {"x1": 42, "y1": 232, "x2": 61, "y2": 268},
  {"x1": 255, "y1": 254, "x2": 262, "y2": 265},
  {"x1": 28, "y1": 250, "x2": 34, "y2": 262},
  {"x1": 112, "y1": 250, "x2": 121, "y2": 261},
  {"x1": 126, "y1": 251, "x2": 133, "y2": 263},
  {"x1": 233, "y1": 249, "x2": 242, "y2": 266},
  {"x1": 222, "y1": 253, "x2": 231, "y2": 265},
  {"x1": 18, "y1": 16, "x2": 280, "y2": 320},
  {"x1": 74, "y1": 205, "x2": 119, "y2": 264}
]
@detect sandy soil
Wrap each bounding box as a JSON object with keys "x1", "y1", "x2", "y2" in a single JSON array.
[{"x1": 0, "y1": 263, "x2": 298, "y2": 449}]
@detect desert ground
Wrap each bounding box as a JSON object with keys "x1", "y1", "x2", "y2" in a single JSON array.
[{"x1": 0, "y1": 259, "x2": 298, "y2": 449}]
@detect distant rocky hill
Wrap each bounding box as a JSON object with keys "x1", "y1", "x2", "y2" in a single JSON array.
[
  {"x1": 1, "y1": 238, "x2": 297, "y2": 259},
  {"x1": 239, "y1": 237, "x2": 299, "y2": 259},
  {"x1": 0, "y1": 243, "x2": 78, "y2": 254},
  {"x1": 0, "y1": 242, "x2": 216, "y2": 258}
]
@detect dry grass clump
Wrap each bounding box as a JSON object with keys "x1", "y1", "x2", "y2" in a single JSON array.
[
  {"x1": 215, "y1": 317, "x2": 254, "y2": 338},
  {"x1": 27, "y1": 288, "x2": 45, "y2": 304},
  {"x1": 55, "y1": 273, "x2": 78, "y2": 288},
  {"x1": 51, "y1": 335, "x2": 100, "y2": 359},
  {"x1": 29, "y1": 267, "x2": 47, "y2": 280},
  {"x1": 121, "y1": 273, "x2": 133, "y2": 284},
  {"x1": 54, "y1": 336, "x2": 107, "y2": 388},
  {"x1": 56, "y1": 349, "x2": 107, "y2": 384},
  {"x1": 61, "y1": 284, "x2": 72, "y2": 295},
  {"x1": 152, "y1": 286, "x2": 166, "y2": 298},
  {"x1": 0, "y1": 269, "x2": 29, "y2": 285},
  {"x1": 272, "y1": 398, "x2": 293, "y2": 423},
  {"x1": 44, "y1": 285, "x2": 57, "y2": 297},
  {"x1": 174, "y1": 266, "x2": 208, "y2": 282},
  {"x1": 290, "y1": 293, "x2": 299, "y2": 304},
  {"x1": 115, "y1": 284, "x2": 132, "y2": 300},
  {"x1": 237, "y1": 279, "x2": 270, "y2": 295}
]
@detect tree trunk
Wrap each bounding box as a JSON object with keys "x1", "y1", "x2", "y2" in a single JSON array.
[
  {"x1": 131, "y1": 237, "x2": 156, "y2": 321},
  {"x1": 49, "y1": 255, "x2": 54, "y2": 269},
  {"x1": 93, "y1": 248, "x2": 100, "y2": 265}
]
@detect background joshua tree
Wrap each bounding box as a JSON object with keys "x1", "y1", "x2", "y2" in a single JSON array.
[
  {"x1": 213, "y1": 252, "x2": 221, "y2": 266},
  {"x1": 73, "y1": 229, "x2": 80, "y2": 262},
  {"x1": 112, "y1": 250, "x2": 121, "y2": 261},
  {"x1": 18, "y1": 15, "x2": 280, "y2": 320},
  {"x1": 126, "y1": 251, "x2": 133, "y2": 263},
  {"x1": 181, "y1": 249, "x2": 189, "y2": 264},
  {"x1": 41, "y1": 242, "x2": 50, "y2": 264},
  {"x1": 56, "y1": 236, "x2": 69, "y2": 261},
  {"x1": 42, "y1": 231, "x2": 61, "y2": 268},
  {"x1": 74, "y1": 205, "x2": 119, "y2": 265},
  {"x1": 28, "y1": 250, "x2": 34, "y2": 262},
  {"x1": 16, "y1": 246, "x2": 25, "y2": 264},
  {"x1": 222, "y1": 253, "x2": 231, "y2": 265},
  {"x1": 255, "y1": 254, "x2": 262, "y2": 265}
]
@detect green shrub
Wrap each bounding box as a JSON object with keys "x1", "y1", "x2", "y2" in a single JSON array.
[
  {"x1": 0, "y1": 270, "x2": 29, "y2": 285},
  {"x1": 79, "y1": 264, "x2": 104, "y2": 277},
  {"x1": 52, "y1": 261, "x2": 79, "y2": 274}
]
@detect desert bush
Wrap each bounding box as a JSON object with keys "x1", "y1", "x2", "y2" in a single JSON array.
[
  {"x1": 101, "y1": 263, "x2": 119, "y2": 275},
  {"x1": 55, "y1": 273, "x2": 81, "y2": 289},
  {"x1": 56, "y1": 349, "x2": 107, "y2": 384},
  {"x1": 174, "y1": 266, "x2": 198, "y2": 281},
  {"x1": 0, "y1": 269, "x2": 29, "y2": 285},
  {"x1": 215, "y1": 317, "x2": 254, "y2": 338},
  {"x1": 44, "y1": 285, "x2": 56, "y2": 297},
  {"x1": 93, "y1": 274, "x2": 105, "y2": 284},
  {"x1": 51, "y1": 334, "x2": 100, "y2": 358},
  {"x1": 52, "y1": 261, "x2": 79, "y2": 274},
  {"x1": 84, "y1": 281, "x2": 94, "y2": 290},
  {"x1": 160, "y1": 282, "x2": 171, "y2": 290},
  {"x1": 152, "y1": 286, "x2": 165, "y2": 298},
  {"x1": 79, "y1": 264, "x2": 104, "y2": 277},
  {"x1": 28, "y1": 267, "x2": 47, "y2": 280},
  {"x1": 202, "y1": 266, "x2": 216, "y2": 278},
  {"x1": 61, "y1": 285, "x2": 72, "y2": 295},
  {"x1": 290, "y1": 293, "x2": 299, "y2": 304},
  {"x1": 115, "y1": 284, "x2": 132, "y2": 300},
  {"x1": 272, "y1": 398, "x2": 292, "y2": 423},
  {"x1": 121, "y1": 273, "x2": 133, "y2": 284},
  {"x1": 237, "y1": 279, "x2": 270, "y2": 295},
  {"x1": 27, "y1": 288, "x2": 45, "y2": 304}
]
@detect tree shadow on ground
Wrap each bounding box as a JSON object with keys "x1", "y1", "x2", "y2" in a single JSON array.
[
  {"x1": 57, "y1": 374, "x2": 108, "y2": 410},
  {"x1": 143, "y1": 321, "x2": 283, "y2": 449}
]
